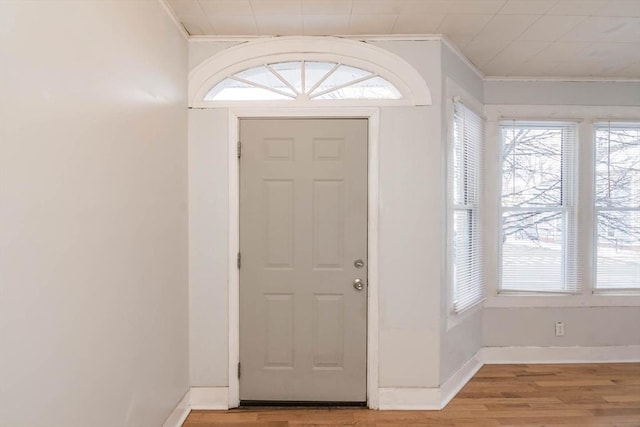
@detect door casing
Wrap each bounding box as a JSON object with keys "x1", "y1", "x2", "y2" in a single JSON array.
[{"x1": 227, "y1": 107, "x2": 380, "y2": 409}]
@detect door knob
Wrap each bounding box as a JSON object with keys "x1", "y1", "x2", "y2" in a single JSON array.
[{"x1": 353, "y1": 278, "x2": 365, "y2": 291}]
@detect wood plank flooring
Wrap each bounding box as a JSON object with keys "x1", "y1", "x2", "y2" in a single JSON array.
[{"x1": 183, "y1": 363, "x2": 640, "y2": 426}]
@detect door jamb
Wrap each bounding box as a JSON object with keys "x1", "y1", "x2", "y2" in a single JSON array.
[{"x1": 228, "y1": 107, "x2": 380, "y2": 409}]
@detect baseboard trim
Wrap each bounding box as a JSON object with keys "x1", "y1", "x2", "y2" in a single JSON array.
[
  {"x1": 483, "y1": 345, "x2": 640, "y2": 364},
  {"x1": 190, "y1": 387, "x2": 229, "y2": 410},
  {"x1": 165, "y1": 346, "x2": 639, "y2": 419},
  {"x1": 439, "y1": 350, "x2": 483, "y2": 409},
  {"x1": 162, "y1": 390, "x2": 191, "y2": 427},
  {"x1": 379, "y1": 349, "x2": 484, "y2": 410},
  {"x1": 379, "y1": 387, "x2": 441, "y2": 410}
]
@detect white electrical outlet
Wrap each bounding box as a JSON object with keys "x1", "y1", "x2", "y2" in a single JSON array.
[{"x1": 555, "y1": 321, "x2": 564, "y2": 337}]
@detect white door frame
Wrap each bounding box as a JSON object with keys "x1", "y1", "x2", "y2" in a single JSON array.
[{"x1": 228, "y1": 107, "x2": 380, "y2": 409}]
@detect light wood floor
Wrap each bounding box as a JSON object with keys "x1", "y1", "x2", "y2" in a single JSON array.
[{"x1": 183, "y1": 363, "x2": 640, "y2": 426}]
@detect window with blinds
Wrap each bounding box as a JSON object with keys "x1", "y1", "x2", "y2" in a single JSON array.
[
  {"x1": 594, "y1": 122, "x2": 640, "y2": 291},
  {"x1": 451, "y1": 102, "x2": 484, "y2": 313},
  {"x1": 499, "y1": 121, "x2": 578, "y2": 293}
]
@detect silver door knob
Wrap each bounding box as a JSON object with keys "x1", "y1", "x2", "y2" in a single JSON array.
[{"x1": 353, "y1": 279, "x2": 365, "y2": 291}]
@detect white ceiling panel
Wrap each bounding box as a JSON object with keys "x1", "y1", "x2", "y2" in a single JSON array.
[
  {"x1": 303, "y1": 14, "x2": 350, "y2": 35},
  {"x1": 530, "y1": 42, "x2": 591, "y2": 62},
  {"x1": 438, "y1": 0, "x2": 507, "y2": 15},
  {"x1": 199, "y1": 0, "x2": 253, "y2": 15},
  {"x1": 498, "y1": 0, "x2": 558, "y2": 15},
  {"x1": 349, "y1": 14, "x2": 397, "y2": 34},
  {"x1": 463, "y1": 38, "x2": 512, "y2": 66},
  {"x1": 168, "y1": 0, "x2": 204, "y2": 15},
  {"x1": 250, "y1": 0, "x2": 302, "y2": 15},
  {"x1": 473, "y1": 14, "x2": 539, "y2": 41},
  {"x1": 518, "y1": 15, "x2": 586, "y2": 41},
  {"x1": 619, "y1": 62, "x2": 640, "y2": 78},
  {"x1": 510, "y1": 60, "x2": 560, "y2": 77},
  {"x1": 170, "y1": 0, "x2": 640, "y2": 78},
  {"x1": 392, "y1": 14, "x2": 445, "y2": 34},
  {"x1": 549, "y1": 0, "x2": 640, "y2": 17},
  {"x1": 180, "y1": 15, "x2": 215, "y2": 34},
  {"x1": 302, "y1": 0, "x2": 354, "y2": 14},
  {"x1": 561, "y1": 17, "x2": 640, "y2": 43},
  {"x1": 208, "y1": 15, "x2": 258, "y2": 34},
  {"x1": 483, "y1": 41, "x2": 549, "y2": 75},
  {"x1": 436, "y1": 14, "x2": 494, "y2": 47},
  {"x1": 256, "y1": 14, "x2": 303, "y2": 34}
]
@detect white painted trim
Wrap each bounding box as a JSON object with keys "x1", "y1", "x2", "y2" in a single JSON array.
[
  {"x1": 379, "y1": 350, "x2": 482, "y2": 410},
  {"x1": 162, "y1": 390, "x2": 191, "y2": 427},
  {"x1": 440, "y1": 351, "x2": 483, "y2": 409},
  {"x1": 165, "y1": 346, "x2": 637, "y2": 420},
  {"x1": 189, "y1": 34, "x2": 447, "y2": 43},
  {"x1": 188, "y1": 36, "x2": 431, "y2": 107},
  {"x1": 190, "y1": 387, "x2": 229, "y2": 410},
  {"x1": 379, "y1": 388, "x2": 441, "y2": 410},
  {"x1": 483, "y1": 345, "x2": 640, "y2": 364},
  {"x1": 227, "y1": 107, "x2": 380, "y2": 409},
  {"x1": 157, "y1": 0, "x2": 189, "y2": 40}
]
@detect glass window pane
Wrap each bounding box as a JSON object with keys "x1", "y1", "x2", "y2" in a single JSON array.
[
  {"x1": 270, "y1": 62, "x2": 302, "y2": 93},
  {"x1": 314, "y1": 76, "x2": 401, "y2": 100},
  {"x1": 304, "y1": 62, "x2": 336, "y2": 93},
  {"x1": 597, "y1": 210, "x2": 640, "y2": 289},
  {"x1": 233, "y1": 66, "x2": 295, "y2": 95},
  {"x1": 204, "y1": 78, "x2": 294, "y2": 101},
  {"x1": 502, "y1": 211, "x2": 564, "y2": 291},
  {"x1": 310, "y1": 64, "x2": 372, "y2": 95},
  {"x1": 501, "y1": 127, "x2": 563, "y2": 207},
  {"x1": 595, "y1": 126, "x2": 640, "y2": 208}
]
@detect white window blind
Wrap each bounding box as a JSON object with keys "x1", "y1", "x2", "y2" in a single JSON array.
[
  {"x1": 500, "y1": 121, "x2": 578, "y2": 293},
  {"x1": 451, "y1": 101, "x2": 484, "y2": 312},
  {"x1": 594, "y1": 122, "x2": 640, "y2": 291}
]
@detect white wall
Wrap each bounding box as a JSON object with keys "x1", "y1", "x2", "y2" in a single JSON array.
[
  {"x1": 378, "y1": 106, "x2": 442, "y2": 388},
  {"x1": 484, "y1": 307, "x2": 640, "y2": 347},
  {"x1": 484, "y1": 80, "x2": 640, "y2": 106},
  {"x1": 188, "y1": 109, "x2": 229, "y2": 386},
  {"x1": 0, "y1": 2, "x2": 189, "y2": 426}
]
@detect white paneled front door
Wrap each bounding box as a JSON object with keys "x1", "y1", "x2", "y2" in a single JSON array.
[{"x1": 239, "y1": 118, "x2": 368, "y2": 402}]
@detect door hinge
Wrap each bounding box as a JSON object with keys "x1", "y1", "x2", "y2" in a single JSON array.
[
  {"x1": 237, "y1": 362, "x2": 241, "y2": 379},
  {"x1": 237, "y1": 252, "x2": 241, "y2": 269},
  {"x1": 237, "y1": 141, "x2": 241, "y2": 158}
]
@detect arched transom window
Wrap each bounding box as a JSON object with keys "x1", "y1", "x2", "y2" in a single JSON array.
[
  {"x1": 206, "y1": 61, "x2": 402, "y2": 101},
  {"x1": 189, "y1": 37, "x2": 432, "y2": 107}
]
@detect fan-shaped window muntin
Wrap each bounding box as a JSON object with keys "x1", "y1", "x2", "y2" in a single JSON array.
[{"x1": 205, "y1": 61, "x2": 402, "y2": 102}]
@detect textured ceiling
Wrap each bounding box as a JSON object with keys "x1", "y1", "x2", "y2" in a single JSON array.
[{"x1": 167, "y1": 0, "x2": 640, "y2": 78}]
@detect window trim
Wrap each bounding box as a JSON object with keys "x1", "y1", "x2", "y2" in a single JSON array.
[
  {"x1": 592, "y1": 121, "x2": 640, "y2": 293},
  {"x1": 498, "y1": 121, "x2": 579, "y2": 295},
  {"x1": 483, "y1": 104, "x2": 640, "y2": 308},
  {"x1": 446, "y1": 80, "x2": 486, "y2": 317}
]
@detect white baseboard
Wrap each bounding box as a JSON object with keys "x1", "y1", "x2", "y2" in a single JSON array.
[
  {"x1": 162, "y1": 390, "x2": 191, "y2": 427},
  {"x1": 190, "y1": 387, "x2": 229, "y2": 410},
  {"x1": 439, "y1": 350, "x2": 483, "y2": 409},
  {"x1": 379, "y1": 387, "x2": 441, "y2": 410},
  {"x1": 163, "y1": 387, "x2": 229, "y2": 427},
  {"x1": 483, "y1": 345, "x2": 640, "y2": 364},
  {"x1": 164, "y1": 346, "x2": 638, "y2": 419},
  {"x1": 379, "y1": 349, "x2": 483, "y2": 410}
]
